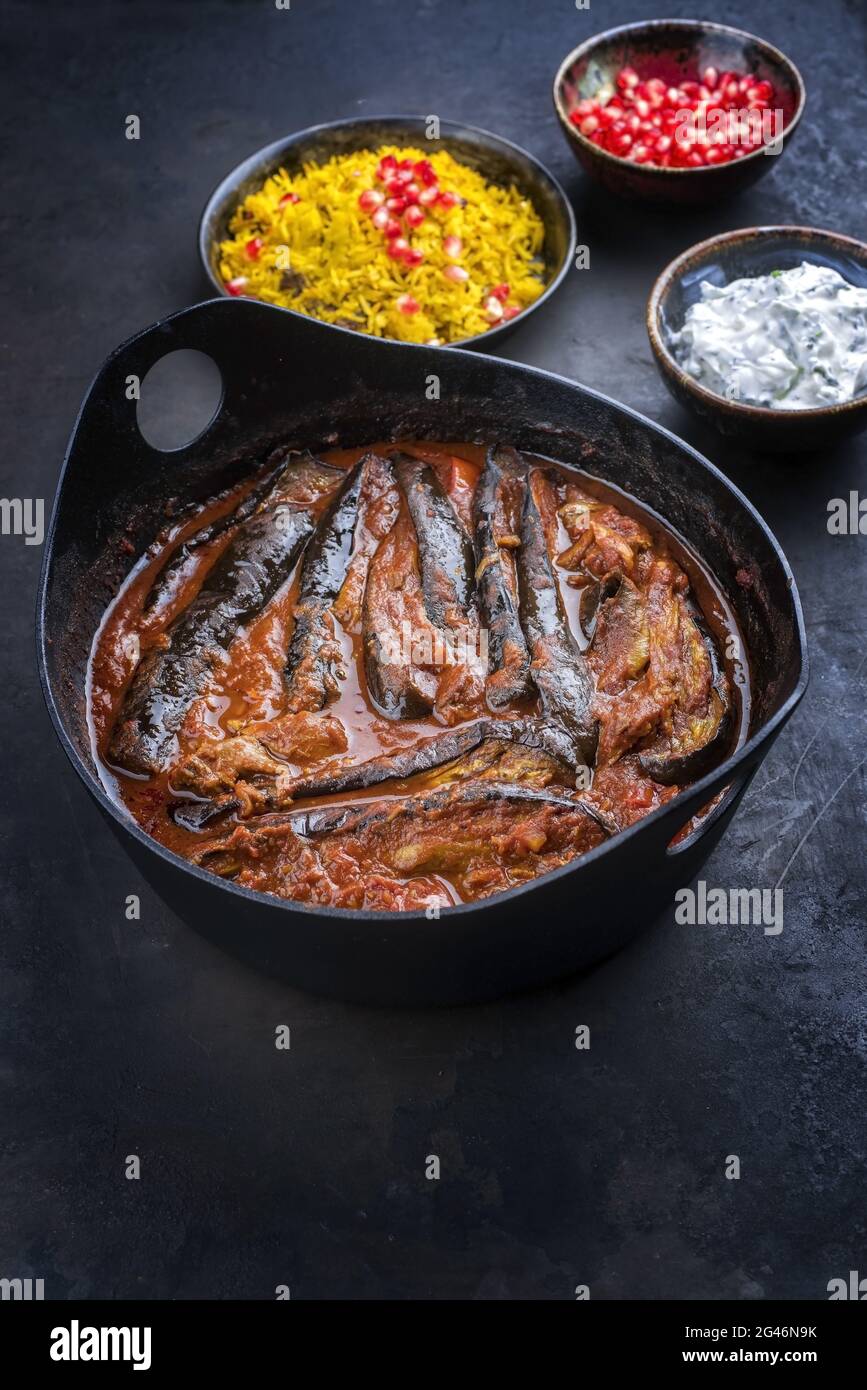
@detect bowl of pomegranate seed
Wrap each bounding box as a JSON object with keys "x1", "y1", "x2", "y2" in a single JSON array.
[
  {"x1": 553, "y1": 19, "x2": 805, "y2": 203},
  {"x1": 199, "y1": 116, "x2": 576, "y2": 349}
]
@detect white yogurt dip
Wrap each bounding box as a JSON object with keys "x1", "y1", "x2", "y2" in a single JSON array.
[{"x1": 670, "y1": 262, "x2": 867, "y2": 409}]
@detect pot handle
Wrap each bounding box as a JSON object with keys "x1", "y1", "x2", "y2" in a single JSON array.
[{"x1": 75, "y1": 301, "x2": 273, "y2": 460}]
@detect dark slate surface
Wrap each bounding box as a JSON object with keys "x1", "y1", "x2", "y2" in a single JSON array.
[{"x1": 1, "y1": 0, "x2": 865, "y2": 1300}]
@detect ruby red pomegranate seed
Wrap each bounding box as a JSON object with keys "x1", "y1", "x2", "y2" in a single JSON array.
[
  {"x1": 568, "y1": 62, "x2": 778, "y2": 168},
  {"x1": 359, "y1": 189, "x2": 384, "y2": 212}
]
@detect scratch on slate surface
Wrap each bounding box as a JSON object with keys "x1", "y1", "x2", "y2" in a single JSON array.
[{"x1": 774, "y1": 756, "x2": 867, "y2": 892}]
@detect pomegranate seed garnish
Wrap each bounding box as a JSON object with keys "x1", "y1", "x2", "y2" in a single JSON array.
[
  {"x1": 278, "y1": 191, "x2": 300, "y2": 206},
  {"x1": 502, "y1": 304, "x2": 522, "y2": 321},
  {"x1": 580, "y1": 115, "x2": 600, "y2": 136},
  {"x1": 225, "y1": 277, "x2": 247, "y2": 296},
  {"x1": 371, "y1": 206, "x2": 390, "y2": 231},
  {"x1": 396, "y1": 168, "x2": 414, "y2": 185},
  {"x1": 399, "y1": 158, "x2": 414, "y2": 171},
  {"x1": 359, "y1": 189, "x2": 385, "y2": 212},
  {"x1": 403, "y1": 182, "x2": 421, "y2": 204},
  {"x1": 414, "y1": 159, "x2": 438, "y2": 186},
  {"x1": 383, "y1": 217, "x2": 403, "y2": 238},
  {"x1": 396, "y1": 293, "x2": 420, "y2": 314},
  {"x1": 404, "y1": 205, "x2": 426, "y2": 228},
  {"x1": 437, "y1": 190, "x2": 463, "y2": 209},
  {"x1": 483, "y1": 296, "x2": 504, "y2": 322},
  {"x1": 617, "y1": 66, "x2": 640, "y2": 91},
  {"x1": 387, "y1": 236, "x2": 410, "y2": 260},
  {"x1": 244, "y1": 237, "x2": 263, "y2": 259},
  {"x1": 403, "y1": 246, "x2": 425, "y2": 267},
  {"x1": 417, "y1": 186, "x2": 439, "y2": 206},
  {"x1": 377, "y1": 155, "x2": 397, "y2": 179},
  {"x1": 443, "y1": 264, "x2": 469, "y2": 283},
  {"x1": 386, "y1": 195, "x2": 407, "y2": 214},
  {"x1": 489, "y1": 283, "x2": 510, "y2": 301},
  {"x1": 443, "y1": 234, "x2": 463, "y2": 259},
  {"x1": 702, "y1": 66, "x2": 718, "y2": 89}
]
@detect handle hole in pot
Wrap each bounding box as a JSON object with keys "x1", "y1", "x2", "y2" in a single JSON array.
[
  {"x1": 136, "y1": 349, "x2": 223, "y2": 452},
  {"x1": 666, "y1": 768, "x2": 752, "y2": 857}
]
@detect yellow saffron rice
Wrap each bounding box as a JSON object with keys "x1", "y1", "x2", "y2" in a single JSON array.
[{"x1": 217, "y1": 146, "x2": 548, "y2": 344}]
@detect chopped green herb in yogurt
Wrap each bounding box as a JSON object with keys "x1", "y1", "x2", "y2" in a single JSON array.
[{"x1": 671, "y1": 262, "x2": 867, "y2": 409}]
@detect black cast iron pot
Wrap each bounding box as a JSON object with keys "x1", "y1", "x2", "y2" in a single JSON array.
[{"x1": 37, "y1": 299, "x2": 807, "y2": 1005}]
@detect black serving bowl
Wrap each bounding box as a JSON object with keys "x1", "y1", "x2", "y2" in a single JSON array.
[
  {"x1": 553, "y1": 19, "x2": 804, "y2": 204},
  {"x1": 198, "y1": 116, "x2": 576, "y2": 350},
  {"x1": 648, "y1": 226, "x2": 867, "y2": 452},
  {"x1": 38, "y1": 299, "x2": 807, "y2": 1005}
]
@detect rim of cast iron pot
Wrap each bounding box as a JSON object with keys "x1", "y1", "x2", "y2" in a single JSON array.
[
  {"x1": 648, "y1": 225, "x2": 867, "y2": 422},
  {"x1": 197, "y1": 115, "x2": 577, "y2": 350},
  {"x1": 553, "y1": 18, "x2": 806, "y2": 179},
  {"x1": 37, "y1": 303, "x2": 809, "y2": 927}
]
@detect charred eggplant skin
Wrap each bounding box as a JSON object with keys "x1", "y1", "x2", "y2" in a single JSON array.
[
  {"x1": 143, "y1": 454, "x2": 291, "y2": 614},
  {"x1": 639, "y1": 690, "x2": 731, "y2": 786},
  {"x1": 639, "y1": 599, "x2": 733, "y2": 785},
  {"x1": 255, "y1": 780, "x2": 614, "y2": 839},
  {"x1": 110, "y1": 505, "x2": 314, "y2": 776},
  {"x1": 518, "y1": 476, "x2": 598, "y2": 768},
  {"x1": 283, "y1": 457, "x2": 366, "y2": 708},
  {"x1": 169, "y1": 712, "x2": 597, "y2": 830},
  {"x1": 473, "y1": 446, "x2": 533, "y2": 707},
  {"x1": 393, "y1": 452, "x2": 476, "y2": 628}
]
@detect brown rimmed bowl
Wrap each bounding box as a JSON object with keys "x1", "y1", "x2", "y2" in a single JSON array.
[
  {"x1": 198, "y1": 115, "x2": 576, "y2": 351},
  {"x1": 647, "y1": 226, "x2": 867, "y2": 452},
  {"x1": 553, "y1": 19, "x2": 805, "y2": 204}
]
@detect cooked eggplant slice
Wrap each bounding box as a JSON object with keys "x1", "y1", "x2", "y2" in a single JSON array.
[
  {"x1": 639, "y1": 688, "x2": 730, "y2": 785},
  {"x1": 361, "y1": 508, "x2": 438, "y2": 719},
  {"x1": 110, "y1": 507, "x2": 315, "y2": 775},
  {"x1": 191, "y1": 780, "x2": 615, "y2": 892},
  {"x1": 169, "y1": 709, "x2": 600, "y2": 830},
  {"x1": 284, "y1": 453, "x2": 395, "y2": 712},
  {"x1": 638, "y1": 600, "x2": 732, "y2": 785},
  {"x1": 472, "y1": 445, "x2": 533, "y2": 708},
  {"x1": 108, "y1": 456, "x2": 346, "y2": 775},
  {"x1": 299, "y1": 781, "x2": 615, "y2": 840},
  {"x1": 394, "y1": 452, "x2": 476, "y2": 629},
  {"x1": 144, "y1": 456, "x2": 290, "y2": 614},
  {"x1": 577, "y1": 572, "x2": 623, "y2": 646},
  {"x1": 518, "y1": 471, "x2": 598, "y2": 767},
  {"x1": 590, "y1": 574, "x2": 651, "y2": 691}
]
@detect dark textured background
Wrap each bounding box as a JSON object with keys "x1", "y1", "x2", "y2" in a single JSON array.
[{"x1": 1, "y1": 0, "x2": 865, "y2": 1300}]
